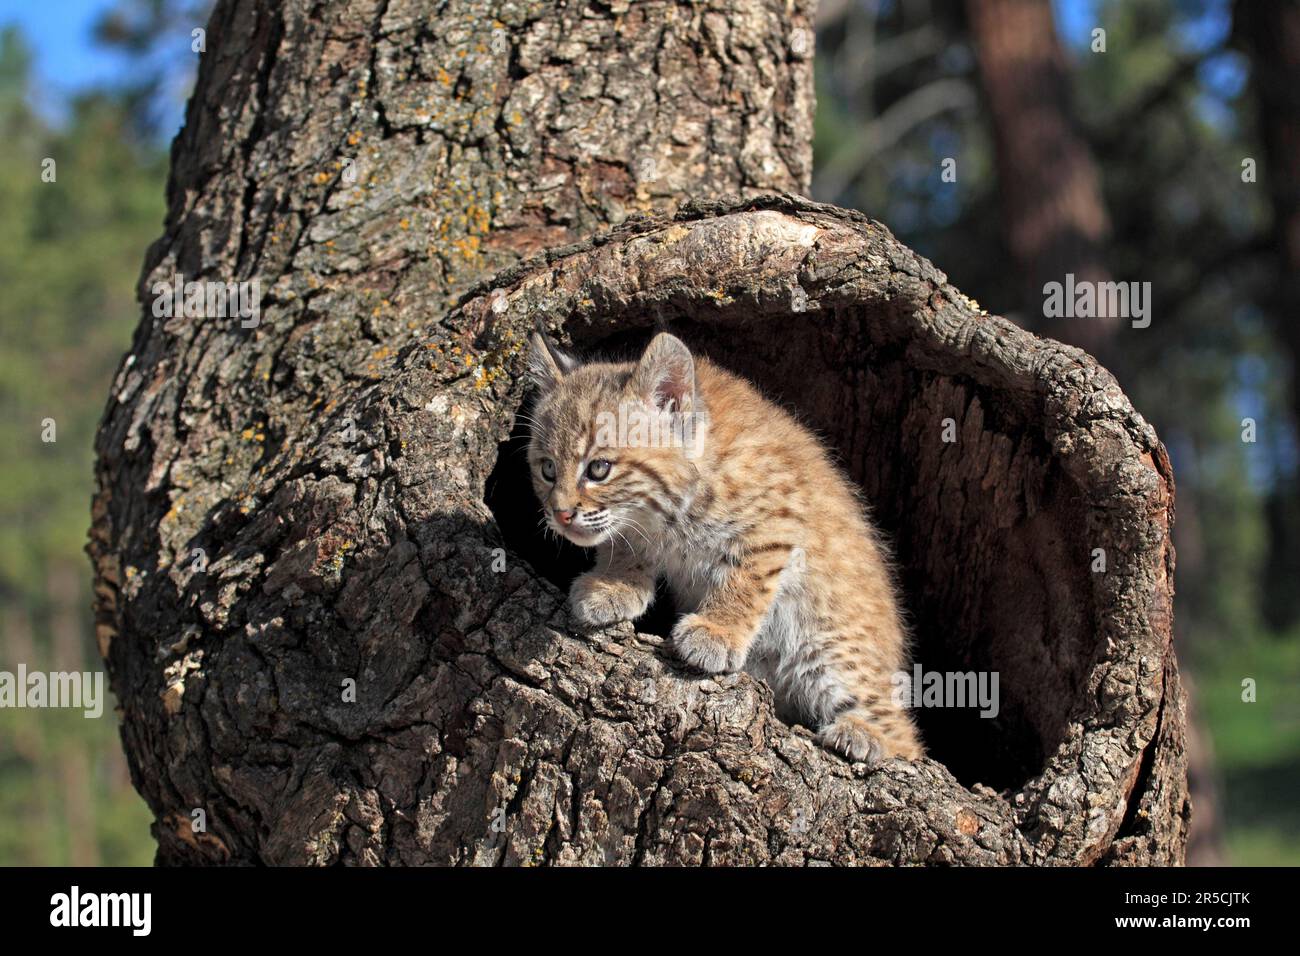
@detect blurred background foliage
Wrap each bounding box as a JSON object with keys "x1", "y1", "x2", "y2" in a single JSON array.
[{"x1": 0, "y1": 0, "x2": 1296, "y2": 865}]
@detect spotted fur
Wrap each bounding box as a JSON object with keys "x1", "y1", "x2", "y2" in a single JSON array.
[{"x1": 525, "y1": 330, "x2": 923, "y2": 764}]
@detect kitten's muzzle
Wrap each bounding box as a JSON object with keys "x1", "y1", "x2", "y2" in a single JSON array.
[{"x1": 554, "y1": 508, "x2": 575, "y2": 526}]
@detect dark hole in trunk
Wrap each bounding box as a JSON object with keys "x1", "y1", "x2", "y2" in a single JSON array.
[{"x1": 486, "y1": 314, "x2": 1090, "y2": 794}]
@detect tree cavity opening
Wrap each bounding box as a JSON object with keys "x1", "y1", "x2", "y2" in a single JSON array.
[{"x1": 485, "y1": 313, "x2": 1090, "y2": 793}]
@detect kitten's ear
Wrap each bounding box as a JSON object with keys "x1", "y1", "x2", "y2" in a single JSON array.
[
  {"x1": 631, "y1": 332, "x2": 695, "y2": 413},
  {"x1": 528, "y1": 328, "x2": 577, "y2": 391}
]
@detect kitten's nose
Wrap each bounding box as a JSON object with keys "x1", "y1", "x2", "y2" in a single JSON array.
[{"x1": 555, "y1": 509, "x2": 575, "y2": 526}]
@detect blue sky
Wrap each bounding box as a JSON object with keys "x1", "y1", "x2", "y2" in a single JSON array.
[
  {"x1": 1, "y1": 0, "x2": 123, "y2": 110},
  {"x1": 0, "y1": 0, "x2": 192, "y2": 131}
]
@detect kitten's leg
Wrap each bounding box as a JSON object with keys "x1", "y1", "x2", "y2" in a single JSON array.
[
  {"x1": 818, "y1": 698, "x2": 924, "y2": 766},
  {"x1": 568, "y1": 545, "x2": 656, "y2": 628},
  {"x1": 672, "y1": 544, "x2": 793, "y2": 673}
]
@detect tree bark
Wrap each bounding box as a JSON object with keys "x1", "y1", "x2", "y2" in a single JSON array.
[{"x1": 89, "y1": 0, "x2": 1187, "y2": 865}]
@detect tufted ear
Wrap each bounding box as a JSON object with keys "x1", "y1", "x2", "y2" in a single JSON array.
[
  {"x1": 528, "y1": 327, "x2": 577, "y2": 392},
  {"x1": 631, "y1": 332, "x2": 695, "y2": 413}
]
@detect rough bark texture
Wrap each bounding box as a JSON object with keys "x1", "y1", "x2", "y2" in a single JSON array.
[{"x1": 89, "y1": 0, "x2": 1187, "y2": 865}]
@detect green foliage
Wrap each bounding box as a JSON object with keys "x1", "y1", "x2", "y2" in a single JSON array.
[
  {"x1": 0, "y1": 26, "x2": 161, "y2": 866},
  {"x1": 1193, "y1": 629, "x2": 1300, "y2": 865}
]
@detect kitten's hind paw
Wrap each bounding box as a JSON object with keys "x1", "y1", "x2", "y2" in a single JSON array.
[
  {"x1": 568, "y1": 572, "x2": 652, "y2": 628},
  {"x1": 671, "y1": 614, "x2": 748, "y2": 673}
]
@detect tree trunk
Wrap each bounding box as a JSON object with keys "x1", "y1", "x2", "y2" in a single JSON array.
[
  {"x1": 964, "y1": 0, "x2": 1117, "y2": 364},
  {"x1": 89, "y1": 0, "x2": 1187, "y2": 865},
  {"x1": 1235, "y1": 0, "x2": 1300, "y2": 432},
  {"x1": 1233, "y1": 0, "x2": 1300, "y2": 631}
]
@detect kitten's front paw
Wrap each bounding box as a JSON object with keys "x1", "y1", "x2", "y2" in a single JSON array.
[
  {"x1": 818, "y1": 708, "x2": 922, "y2": 767},
  {"x1": 672, "y1": 614, "x2": 748, "y2": 673},
  {"x1": 568, "y1": 573, "x2": 651, "y2": 628},
  {"x1": 818, "y1": 716, "x2": 885, "y2": 767}
]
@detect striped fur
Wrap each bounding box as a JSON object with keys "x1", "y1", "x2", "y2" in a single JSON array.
[{"x1": 526, "y1": 331, "x2": 923, "y2": 764}]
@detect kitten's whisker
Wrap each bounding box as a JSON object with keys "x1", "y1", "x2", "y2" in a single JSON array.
[
  {"x1": 609, "y1": 526, "x2": 636, "y2": 558},
  {"x1": 618, "y1": 516, "x2": 652, "y2": 545}
]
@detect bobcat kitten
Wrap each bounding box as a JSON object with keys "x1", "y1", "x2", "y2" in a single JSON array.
[{"x1": 526, "y1": 330, "x2": 923, "y2": 764}]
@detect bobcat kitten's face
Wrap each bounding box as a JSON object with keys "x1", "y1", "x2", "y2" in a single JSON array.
[{"x1": 525, "y1": 331, "x2": 702, "y2": 548}]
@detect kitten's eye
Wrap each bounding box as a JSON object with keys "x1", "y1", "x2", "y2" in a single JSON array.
[
  {"x1": 540, "y1": 459, "x2": 556, "y2": 482},
  {"x1": 586, "y1": 459, "x2": 612, "y2": 481}
]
